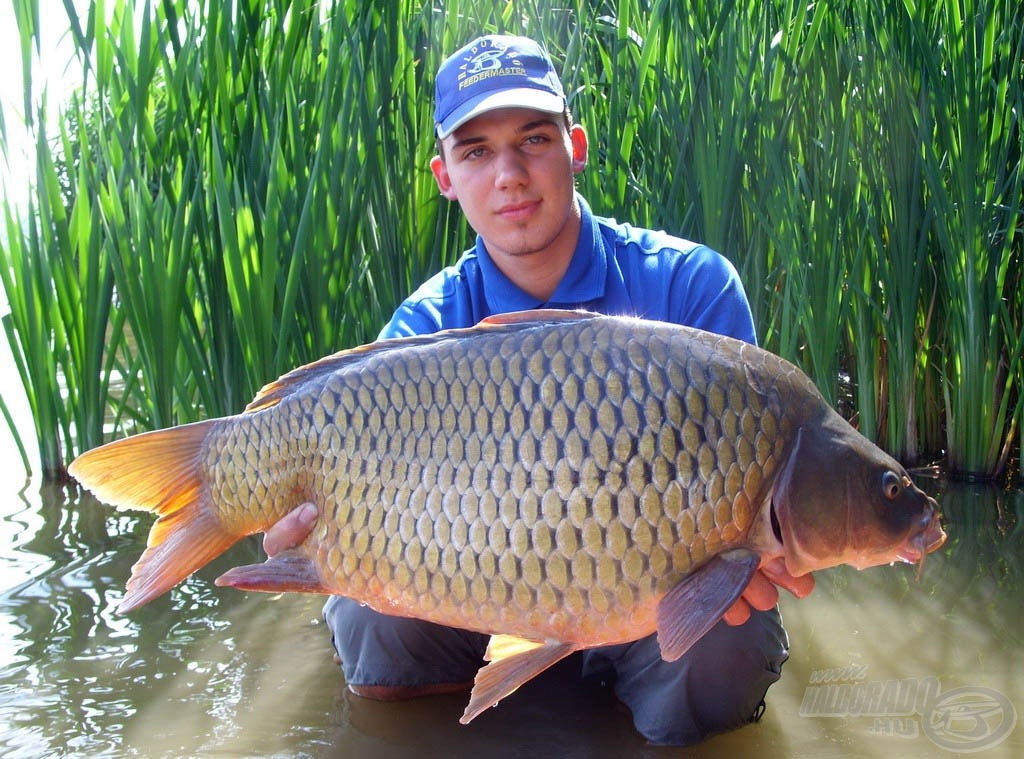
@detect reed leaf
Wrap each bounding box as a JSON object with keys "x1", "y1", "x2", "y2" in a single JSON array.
[
  {"x1": 847, "y1": 1, "x2": 935, "y2": 460},
  {"x1": 915, "y1": 0, "x2": 1023, "y2": 477},
  {"x1": 0, "y1": 0, "x2": 1020, "y2": 481}
]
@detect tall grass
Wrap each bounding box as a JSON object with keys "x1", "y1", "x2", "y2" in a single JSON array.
[
  {"x1": 0, "y1": 0, "x2": 1021, "y2": 482},
  {"x1": 847, "y1": 3, "x2": 937, "y2": 463},
  {"x1": 916, "y1": 0, "x2": 1024, "y2": 477},
  {"x1": 756, "y1": 3, "x2": 867, "y2": 407}
]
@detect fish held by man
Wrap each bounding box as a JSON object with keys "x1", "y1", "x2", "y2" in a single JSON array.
[{"x1": 68, "y1": 309, "x2": 946, "y2": 724}]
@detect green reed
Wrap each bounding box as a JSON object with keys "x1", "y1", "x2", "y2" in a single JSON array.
[
  {"x1": 914, "y1": 0, "x2": 1023, "y2": 477},
  {"x1": 846, "y1": 2, "x2": 936, "y2": 463},
  {"x1": 1, "y1": 0, "x2": 1021, "y2": 480}
]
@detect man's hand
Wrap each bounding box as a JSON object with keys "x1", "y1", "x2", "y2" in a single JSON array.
[
  {"x1": 723, "y1": 557, "x2": 815, "y2": 626},
  {"x1": 263, "y1": 502, "x2": 318, "y2": 557}
]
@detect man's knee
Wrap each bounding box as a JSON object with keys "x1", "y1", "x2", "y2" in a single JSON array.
[
  {"x1": 589, "y1": 608, "x2": 789, "y2": 745},
  {"x1": 323, "y1": 596, "x2": 487, "y2": 688}
]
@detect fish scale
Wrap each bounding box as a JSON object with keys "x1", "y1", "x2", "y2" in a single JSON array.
[
  {"x1": 69, "y1": 309, "x2": 946, "y2": 724},
  {"x1": 197, "y1": 315, "x2": 794, "y2": 645}
]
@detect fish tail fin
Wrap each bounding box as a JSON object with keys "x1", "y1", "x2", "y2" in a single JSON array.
[{"x1": 69, "y1": 420, "x2": 241, "y2": 613}]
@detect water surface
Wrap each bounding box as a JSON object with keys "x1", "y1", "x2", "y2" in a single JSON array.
[{"x1": 1, "y1": 344, "x2": 1020, "y2": 757}]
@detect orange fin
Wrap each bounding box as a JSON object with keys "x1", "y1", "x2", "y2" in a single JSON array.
[
  {"x1": 68, "y1": 420, "x2": 214, "y2": 514},
  {"x1": 68, "y1": 420, "x2": 241, "y2": 613},
  {"x1": 215, "y1": 554, "x2": 330, "y2": 594},
  {"x1": 656, "y1": 549, "x2": 760, "y2": 661},
  {"x1": 483, "y1": 633, "x2": 546, "y2": 662},
  {"x1": 119, "y1": 504, "x2": 239, "y2": 613},
  {"x1": 460, "y1": 638, "x2": 576, "y2": 724}
]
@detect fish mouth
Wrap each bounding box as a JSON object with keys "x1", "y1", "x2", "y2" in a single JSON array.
[{"x1": 894, "y1": 503, "x2": 947, "y2": 578}]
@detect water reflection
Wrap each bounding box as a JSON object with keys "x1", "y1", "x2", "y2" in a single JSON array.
[{"x1": 0, "y1": 476, "x2": 1021, "y2": 757}]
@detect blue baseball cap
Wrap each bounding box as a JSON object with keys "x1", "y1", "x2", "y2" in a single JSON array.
[{"x1": 434, "y1": 35, "x2": 566, "y2": 139}]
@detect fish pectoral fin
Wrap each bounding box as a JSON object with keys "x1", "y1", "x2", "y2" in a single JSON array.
[
  {"x1": 460, "y1": 639, "x2": 576, "y2": 724},
  {"x1": 214, "y1": 553, "x2": 330, "y2": 594},
  {"x1": 656, "y1": 549, "x2": 760, "y2": 662}
]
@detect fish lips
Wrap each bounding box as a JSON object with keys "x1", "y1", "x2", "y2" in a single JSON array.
[{"x1": 894, "y1": 498, "x2": 947, "y2": 564}]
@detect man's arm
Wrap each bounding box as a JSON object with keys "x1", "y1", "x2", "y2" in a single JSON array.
[
  {"x1": 262, "y1": 510, "x2": 814, "y2": 591},
  {"x1": 263, "y1": 506, "x2": 815, "y2": 626},
  {"x1": 262, "y1": 290, "x2": 454, "y2": 557}
]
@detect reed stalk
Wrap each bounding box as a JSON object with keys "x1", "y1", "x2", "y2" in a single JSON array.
[
  {"x1": 915, "y1": 0, "x2": 1023, "y2": 477},
  {"x1": 742, "y1": 2, "x2": 863, "y2": 406},
  {"x1": 0, "y1": 0, "x2": 1021, "y2": 480},
  {"x1": 1, "y1": 190, "x2": 68, "y2": 477},
  {"x1": 847, "y1": 2, "x2": 935, "y2": 461}
]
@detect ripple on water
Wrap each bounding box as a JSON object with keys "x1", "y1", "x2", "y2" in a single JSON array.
[{"x1": 1, "y1": 474, "x2": 1022, "y2": 757}]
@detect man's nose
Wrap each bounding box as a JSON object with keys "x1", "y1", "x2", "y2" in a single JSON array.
[{"x1": 494, "y1": 149, "x2": 528, "y2": 189}]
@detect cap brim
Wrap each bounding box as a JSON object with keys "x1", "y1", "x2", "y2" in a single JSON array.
[{"x1": 436, "y1": 88, "x2": 565, "y2": 138}]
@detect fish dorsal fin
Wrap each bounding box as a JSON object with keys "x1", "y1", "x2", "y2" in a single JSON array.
[
  {"x1": 243, "y1": 340, "x2": 404, "y2": 412},
  {"x1": 477, "y1": 308, "x2": 600, "y2": 327},
  {"x1": 244, "y1": 309, "x2": 604, "y2": 413},
  {"x1": 461, "y1": 637, "x2": 576, "y2": 724}
]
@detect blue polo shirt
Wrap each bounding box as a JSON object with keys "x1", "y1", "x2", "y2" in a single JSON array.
[{"x1": 379, "y1": 196, "x2": 756, "y2": 345}]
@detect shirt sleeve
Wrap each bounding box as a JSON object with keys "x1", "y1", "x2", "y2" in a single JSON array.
[
  {"x1": 376, "y1": 258, "x2": 485, "y2": 340},
  {"x1": 377, "y1": 300, "x2": 443, "y2": 340},
  {"x1": 667, "y1": 245, "x2": 758, "y2": 346},
  {"x1": 614, "y1": 223, "x2": 758, "y2": 346}
]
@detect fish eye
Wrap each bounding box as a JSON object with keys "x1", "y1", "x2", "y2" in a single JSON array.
[{"x1": 882, "y1": 471, "x2": 902, "y2": 500}]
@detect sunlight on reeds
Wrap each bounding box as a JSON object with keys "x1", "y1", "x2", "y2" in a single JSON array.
[
  {"x1": 915, "y1": 0, "x2": 1023, "y2": 477},
  {"x1": 0, "y1": 0, "x2": 1021, "y2": 481}
]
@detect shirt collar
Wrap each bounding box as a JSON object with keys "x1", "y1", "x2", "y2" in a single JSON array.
[{"x1": 476, "y1": 194, "x2": 607, "y2": 313}]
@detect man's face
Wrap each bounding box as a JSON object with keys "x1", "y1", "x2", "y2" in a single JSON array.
[{"x1": 431, "y1": 107, "x2": 588, "y2": 266}]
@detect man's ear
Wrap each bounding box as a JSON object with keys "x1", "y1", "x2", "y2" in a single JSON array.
[
  {"x1": 430, "y1": 154, "x2": 458, "y2": 200},
  {"x1": 570, "y1": 125, "x2": 589, "y2": 174}
]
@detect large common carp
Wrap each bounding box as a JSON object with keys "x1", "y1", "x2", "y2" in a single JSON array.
[{"x1": 69, "y1": 310, "x2": 946, "y2": 723}]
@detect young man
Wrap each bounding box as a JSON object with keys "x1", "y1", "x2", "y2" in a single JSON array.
[{"x1": 264, "y1": 34, "x2": 813, "y2": 746}]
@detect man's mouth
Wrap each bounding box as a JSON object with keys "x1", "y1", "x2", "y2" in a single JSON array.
[{"x1": 497, "y1": 200, "x2": 539, "y2": 221}]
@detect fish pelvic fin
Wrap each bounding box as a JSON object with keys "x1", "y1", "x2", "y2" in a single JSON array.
[
  {"x1": 656, "y1": 549, "x2": 760, "y2": 661},
  {"x1": 460, "y1": 638, "x2": 576, "y2": 724},
  {"x1": 68, "y1": 420, "x2": 239, "y2": 613},
  {"x1": 215, "y1": 554, "x2": 330, "y2": 594}
]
